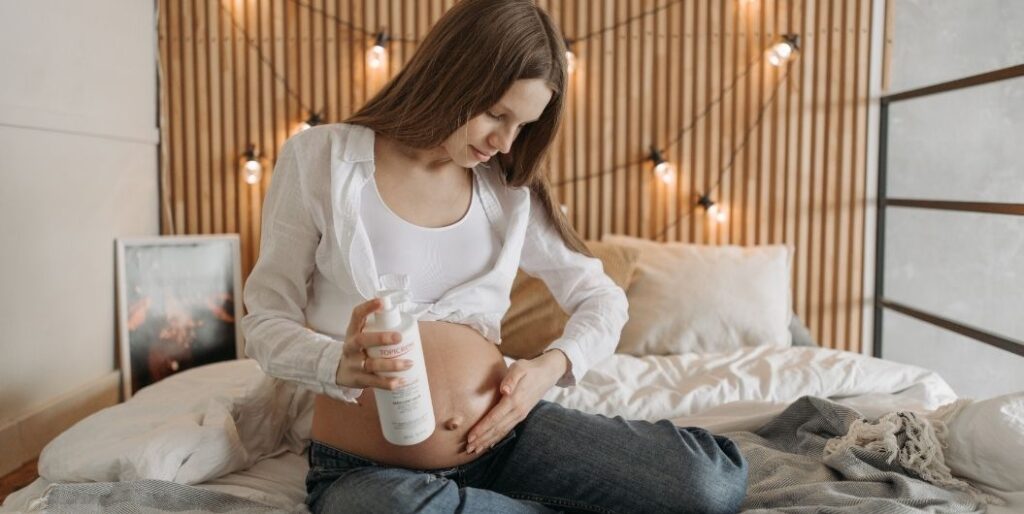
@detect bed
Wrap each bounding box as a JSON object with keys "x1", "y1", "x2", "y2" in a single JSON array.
[{"x1": 4, "y1": 236, "x2": 1022, "y2": 513}]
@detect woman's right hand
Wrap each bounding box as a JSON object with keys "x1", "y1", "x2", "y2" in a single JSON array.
[{"x1": 335, "y1": 298, "x2": 414, "y2": 390}]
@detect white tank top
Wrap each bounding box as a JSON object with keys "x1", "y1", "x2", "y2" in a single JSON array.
[{"x1": 361, "y1": 171, "x2": 501, "y2": 304}]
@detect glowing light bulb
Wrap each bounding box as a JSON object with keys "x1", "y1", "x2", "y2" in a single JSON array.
[
  {"x1": 654, "y1": 161, "x2": 676, "y2": 184},
  {"x1": 368, "y1": 32, "x2": 388, "y2": 69},
  {"x1": 697, "y1": 194, "x2": 727, "y2": 223},
  {"x1": 708, "y1": 203, "x2": 728, "y2": 223},
  {"x1": 564, "y1": 38, "x2": 577, "y2": 74},
  {"x1": 648, "y1": 146, "x2": 677, "y2": 185},
  {"x1": 368, "y1": 44, "x2": 386, "y2": 68},
  {"x1": 242, "y1": 144, "x2": 262, "y2": 185},
  {"x1": 244, "y1": 159, "x2": 262, "y2": 184},
  {"x1": 560, "y1": 204, "x2": 569, "y2": 215},
  {"x1": 766, "y1": 34, "x2": 799, "y2": 67},
  {"x1": 298, "y1": 112, "x2": 323, "y2": 133}
]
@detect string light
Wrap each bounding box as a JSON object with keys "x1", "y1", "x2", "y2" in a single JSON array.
[
  {"x1": 242, "y1": 144, "x2": 263, "y2": 185},
  {"x1": 222, "y1": 0, "x2": 802, "y2": 234},
  {"x1": 298, "y1": 111, "x2": 324, "y2": 132},
  {"x1": 560, "y1": 204, "x2": 569, "y2": 215},
  {"x1": 564, "y1": 38, "x2": 577, "y2": 74},
  {"x1": 767, "y1": 34, "x2": 800, "y2": 67},
  {"x1": 648, "y1": 146, "x2": 677, "y2": 185},
  {"x1": 697, "y1": 194, "x2": 728, "y2": 223},
  {"x1": 368, "y1": 31, "x2": 389, "y2": 69}
]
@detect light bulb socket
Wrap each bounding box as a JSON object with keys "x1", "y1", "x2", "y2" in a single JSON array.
[
  {"x1": 697, "y1": 194, "x2": 715, "y2": 210},
  {"x1": 648, "y1": 145, "x2": 667, "y2": 166},
  {"x1": 374, "y1": 31, "x2": 389, "y2": 47},
  {"x1": 782, "y1": 33, "x2": 800, "y2": 51},
  {"x1": 243, "y1": 143, "x2": 259, "y2": 161},
  {"x1": 306, "y1": 111, "x2": 324, "y2": 127}
]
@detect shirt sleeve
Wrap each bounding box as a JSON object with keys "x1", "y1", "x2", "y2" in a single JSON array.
[
  {"x1": 240, "y1": 136, "x2": 364, "y2": 403},
  {"x1": 517, "y1": 191, "x2": 630, "y2": 387}
]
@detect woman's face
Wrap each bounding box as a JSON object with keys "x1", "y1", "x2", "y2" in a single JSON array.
[{"x1": 442, "y1": 78, "x2": 553, "y2": 168}]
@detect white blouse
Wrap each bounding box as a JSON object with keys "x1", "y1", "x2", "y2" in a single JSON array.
[
  {"x1": 240, "y1": 123, "x2": 629, "y2": 403},
  {"x1": 361, "y1": 170, "x2": 501, "y2": 305}
]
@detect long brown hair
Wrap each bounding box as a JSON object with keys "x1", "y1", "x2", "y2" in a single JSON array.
[{"x1": 344, "y1": 0, "x2": 591, "y2": 257}]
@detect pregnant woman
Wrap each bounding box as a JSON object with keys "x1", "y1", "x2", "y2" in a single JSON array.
[{"x1": 241, "y1": 0, "x2": 747, "y2": 512}]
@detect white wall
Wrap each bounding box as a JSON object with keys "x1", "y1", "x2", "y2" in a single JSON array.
[
  {"x1": 0, "y1": 0, "x2": 159, "y2": 440},
  {"x1": 881, "y1": 0, "x2": 1024, "y2": 399}
]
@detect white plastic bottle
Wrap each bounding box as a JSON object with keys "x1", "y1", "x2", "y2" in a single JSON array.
[{"x1": 363, "y1": 275, "x2": 435, "y2": 446}]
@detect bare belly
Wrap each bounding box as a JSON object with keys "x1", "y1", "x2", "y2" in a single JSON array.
[{"x1": 311, "y1": 321, "x2": 507, "y2": 470}]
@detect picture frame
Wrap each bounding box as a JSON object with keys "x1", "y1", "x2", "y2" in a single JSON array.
[{"x1": 115, "y1": 234, "x2": 244, "y2": 400}]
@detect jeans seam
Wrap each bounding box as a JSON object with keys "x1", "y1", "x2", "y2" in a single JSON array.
[{"x1": 504, "y1": 491, "x2": 618, "y2": 514}]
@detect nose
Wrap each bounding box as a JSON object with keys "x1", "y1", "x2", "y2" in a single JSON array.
[{"x1": 489, "y1": 126, "x2": 516, "y2": 154}]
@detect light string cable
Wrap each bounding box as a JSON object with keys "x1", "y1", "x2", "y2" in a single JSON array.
[
  {"x1": 287, "y1": 0, "x2": 416, "y2": 42},
  {"x1": 218, "y1": 1, "x2": 313, "y2": 116},
  {"x1": 653, "y1": 64, "x2": 793, "y2": 242},
  {"x1": 552, "y1": 51, "x2": 764, "y2": 188},
  {"x1": 567, "y1": 0, "x2": 688, "y2": 44},
  {"x1": 223, "y1": 0, "x2": 738, "y2": 131}
]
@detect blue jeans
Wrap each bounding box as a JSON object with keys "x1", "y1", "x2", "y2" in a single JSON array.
[{"x1": 305, "y1": 400, "x2": 747, "y2": 513}]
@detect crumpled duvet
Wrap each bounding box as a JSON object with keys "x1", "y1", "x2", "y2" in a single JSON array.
[
  {"x1": 35, "y1": 346, "x2": 1021, "y2": 508},
  {"x1": 38, "y1": 360, "x2": 313, "y2": 485}
]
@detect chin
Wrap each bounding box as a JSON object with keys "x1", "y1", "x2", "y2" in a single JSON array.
[{"x1": 454, "y1": 154, "x2": 483, "y2": 168}]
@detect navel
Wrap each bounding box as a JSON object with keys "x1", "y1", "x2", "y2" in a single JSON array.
[{"x1": 443, "y1": 415, "x2": 464, "y2": 431}]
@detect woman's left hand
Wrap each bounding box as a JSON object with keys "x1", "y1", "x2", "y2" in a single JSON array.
[{"x1": 464, "y1": 350, "x2": 569, "y2": 455}]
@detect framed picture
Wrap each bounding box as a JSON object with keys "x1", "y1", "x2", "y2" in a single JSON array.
[{"x1": 116, "y1": 235, "x2": 244, "y2": 399}]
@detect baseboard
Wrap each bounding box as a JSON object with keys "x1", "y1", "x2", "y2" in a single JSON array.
[{"x1": 0, "y1": 371, "x2": 120, "y2": 477}]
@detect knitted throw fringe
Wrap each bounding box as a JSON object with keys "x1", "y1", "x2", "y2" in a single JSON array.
[{"x1": 823, "y1": 399, "x2": 1004, "y2": 505}]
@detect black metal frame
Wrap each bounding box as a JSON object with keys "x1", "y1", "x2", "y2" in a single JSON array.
[{"x1": 874, "y1": 63, "x2": 1024, "y2": 359}]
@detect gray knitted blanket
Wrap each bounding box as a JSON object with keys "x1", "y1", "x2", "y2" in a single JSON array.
[
  {"x1": 31, "y1": 479, "x2": 301, "y2": 514},
  {"x1": 727, "y1": 396, "x2": 986, "y2": 513},
  {"x1": 34, "y1": 396, "x2": 989, "y2": 513}
]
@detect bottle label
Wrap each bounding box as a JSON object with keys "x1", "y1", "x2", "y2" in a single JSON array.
[{"x1": 376, "y1": 341, "x2": 413, "y2": 359}]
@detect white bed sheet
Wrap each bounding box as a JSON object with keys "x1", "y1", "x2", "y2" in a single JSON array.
[{"x1": 3, "y1": 347, "x2": 1021, "y2": 513}]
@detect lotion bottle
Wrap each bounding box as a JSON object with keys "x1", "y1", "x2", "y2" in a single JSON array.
[{"x1": 363, "y1": 274, "x2": 435, "y2": 445}]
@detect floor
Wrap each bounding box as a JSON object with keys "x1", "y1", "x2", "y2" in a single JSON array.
[{"x1": 0, "y1": 459, "x2": 38, "y2": 504}]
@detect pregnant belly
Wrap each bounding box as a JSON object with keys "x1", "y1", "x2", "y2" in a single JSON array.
[{"x1": 310, "y1": 321, "x2": 507, "y2": 470}]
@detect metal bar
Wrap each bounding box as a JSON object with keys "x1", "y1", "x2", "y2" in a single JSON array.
[
  {"x1": 873, "y1": 62, "x2": 1024, "y2": 359},
  {"x1": 873, "y1": 99, "x2": 888, "y2": 358},
  {"x1": 885, "y1": 198, "x2": 1024, "y2": 216},
  {"x1": 883, "y1": 63, "x2": 1024, "y2": 103},
  {"x1": 881, "y1": 300, "x2": 1024, "y2": 358}
]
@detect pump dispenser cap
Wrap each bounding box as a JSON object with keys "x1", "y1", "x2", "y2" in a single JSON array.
[
  {"x1": 370, "y1": 273, "x2": 411, "y2": 329},
  {"x1": 374, "y1": 289, "x2": 408, "y2": 328}
]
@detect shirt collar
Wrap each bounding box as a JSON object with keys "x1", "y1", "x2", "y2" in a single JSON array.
[{"x1": 336, "y1": 123, "x2": 375, "y2": 163}]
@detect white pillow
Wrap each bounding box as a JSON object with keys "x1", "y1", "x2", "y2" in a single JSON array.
[
  {"x1": 602, "y1": 234, "x2": 793, "y2": 355},
  {"x1": 943, "y1": 392, "x2": 1024, "y2": 492},
  {"x1": 38, "y1": 359, "x2": 313, "y2": 485}
]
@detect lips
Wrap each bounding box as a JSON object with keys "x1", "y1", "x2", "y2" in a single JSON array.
[{"x1": 470, "y1": 145, "x2": 491, "y2": 161}]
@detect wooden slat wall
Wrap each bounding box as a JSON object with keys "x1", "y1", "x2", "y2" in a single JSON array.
[{"x1": 158, "y1": 0, "x2": 873, "y2": 352}]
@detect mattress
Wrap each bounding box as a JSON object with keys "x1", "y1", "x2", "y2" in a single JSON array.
[{"x1": 3, "y1": 347, "x2": 1021, "y2": 513}]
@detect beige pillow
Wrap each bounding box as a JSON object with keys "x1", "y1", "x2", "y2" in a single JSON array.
[
  {"x1": 603, "y1": 234, "x2": 793, "y2": 355},
  {"x1": 499, "y1": 241, "x2": 640, "y2": 359}
]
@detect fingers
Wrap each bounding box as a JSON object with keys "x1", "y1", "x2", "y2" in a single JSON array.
[
  {"x1": 356, "y1": 360, "x2": 412, "y2": 389},
  {"x1": 467, "y1": 415, "x2": 516, "y2": 455},
  {"x1": 466, "y1": 397, "x2": 517, "y2": 454},
  {"x1": 500, "y1": 365, "x2": 525, "y2": 395},
  {"x1": 359, "y1": 372, "x2": 407, "y2": 391},
  {"x1": 342, "y1": 330, "x2": 403, "y2": 357},
  {"x1": 362, "y1": 358, "x2": 414, "y2": 374},
  {"x1": 345, "y1": 354, "x2": 410, "y2": 389},
  {"x1": 346, "y1": 298, "x2": 382, "y2": 339}
]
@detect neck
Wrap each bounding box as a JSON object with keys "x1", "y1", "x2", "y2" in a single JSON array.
[{"x1": 377, "y1": 134, "x2": 455, "y2": 173}]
